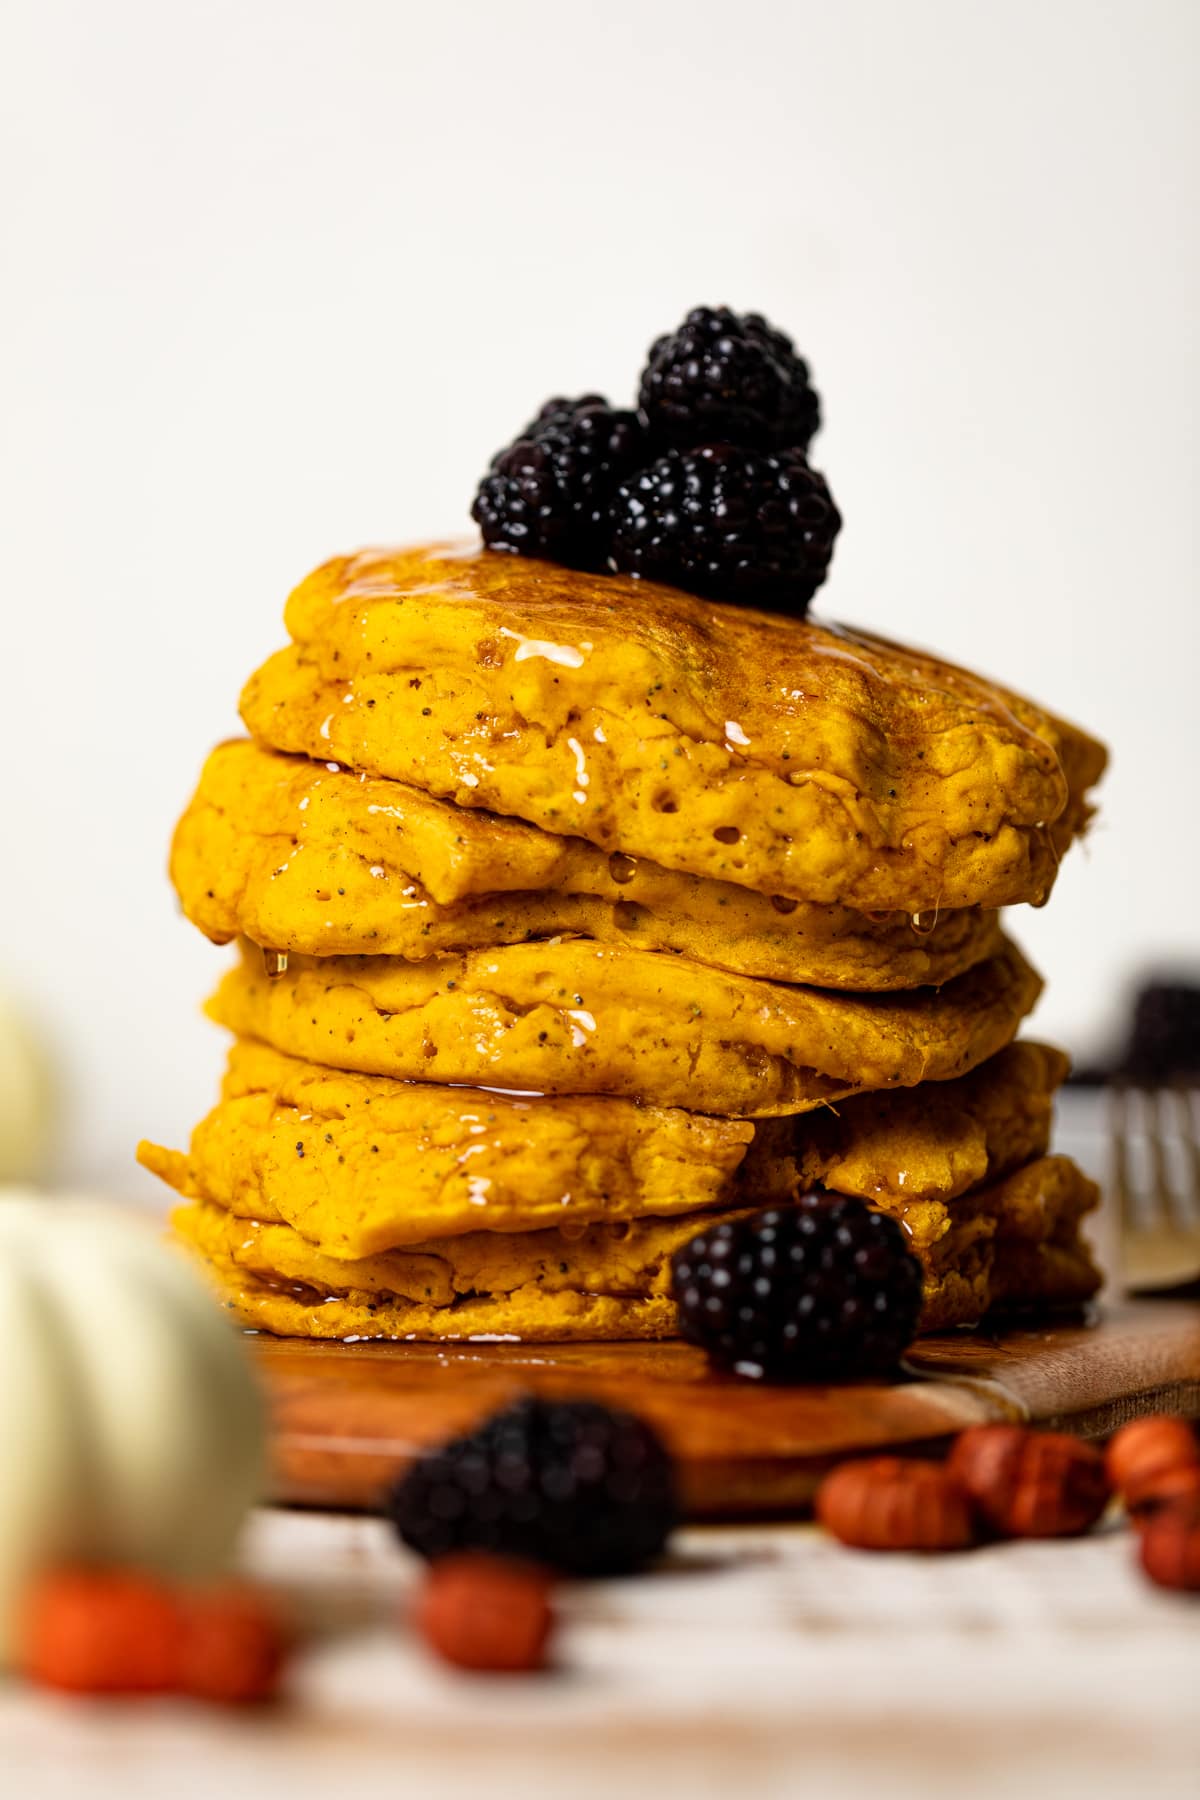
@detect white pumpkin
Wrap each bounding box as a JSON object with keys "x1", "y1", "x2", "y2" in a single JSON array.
[
  {"x1": 0, "y1": 987, "x2": 53, "y2": 1182},
  {"x1": 0, "y1": 1195, "x2": 266, "y2": 1660}
]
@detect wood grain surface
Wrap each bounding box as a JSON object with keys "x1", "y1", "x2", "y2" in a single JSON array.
[{"x1": 250, "y1": 1300, "x2": 1200, "y2": 1516}]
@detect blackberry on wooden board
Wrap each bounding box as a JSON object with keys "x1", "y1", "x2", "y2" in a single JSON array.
[{"x1": 671, "y1": 1194, "x2": 923, "y2": 1381}]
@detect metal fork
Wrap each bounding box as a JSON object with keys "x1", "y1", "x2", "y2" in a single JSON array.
[{"x1": 1109, "y1": 1082, "x2": 1200, "y2": 1292}]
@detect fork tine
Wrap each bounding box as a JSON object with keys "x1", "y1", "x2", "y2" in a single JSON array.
[
  {"x1": 1173, "y1": 1085, "x2": 1200, "y2": 1226},
  {"x1": 1142, "y1": 1086, "x2": 1176, "y2": 1230},
  {"x1": 1114, "y1": 1080, "x2": 1200, "y2": 1292},
  {"x1": 1108, "y1": 1081, "x2": 1136, "y2": 1232}
]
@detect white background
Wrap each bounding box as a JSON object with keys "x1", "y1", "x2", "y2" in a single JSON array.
[{"x1": 2, "y1": 0, "x2": 1196, "y2": 1192}]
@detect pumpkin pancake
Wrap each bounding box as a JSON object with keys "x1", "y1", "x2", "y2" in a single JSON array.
[
  {"x1": 204, "y1": 935, "x2": 1041, "y2": 1116},
  {"x1": 795, "y1": 1038, "x2": 1068, "y2": 1208},
  {"x1": 239, "y1": 541, "x2": 1106, "y2": 912},
  {"x1": 169, "y1": 1151, "x2": 1099, "y2": 1342},
  {"x1": 137, "y1": 1038, "x2": 1066, "y2": 1259},
  {"x1": 910, "y1": 1155, "x2": 1102, "y2": 1330},
  {"x1": 139, "y1": 1044, "x2": 761, "y2": 1258},
  {"x1": 171, "y1": 738, "x2": 1001, "y2": 989}
]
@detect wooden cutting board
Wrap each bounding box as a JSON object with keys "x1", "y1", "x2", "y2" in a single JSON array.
[{"x1": 252, "y1": 1300, "x2": 1200, "y2": 1517}]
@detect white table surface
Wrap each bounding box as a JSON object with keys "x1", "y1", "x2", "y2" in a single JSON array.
[{"x1": 6, "y1": 1503, "x2": 1198, "y2": 1800}]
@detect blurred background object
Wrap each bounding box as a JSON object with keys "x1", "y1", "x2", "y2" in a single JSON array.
[
  {"x1": 1115, "y1": 981, "x2": 1200, "y2": 1088},
  {"x1": 1074, "y1": 978, "x2": 1200, "y2": 1087},
  {"x1": 0, "y1": 0, "x2": 1196, "y2": 1191},
  {"x1": 0, "y1": 982, "x2": 54, "y2": 1186}
]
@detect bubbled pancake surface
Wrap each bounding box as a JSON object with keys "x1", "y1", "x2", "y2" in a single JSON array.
[
  {"x1": 204, "y1": 936, "x2": 1042, "y2": 1117},
  {"x1": 239, "y1": 542, "x2": 1106, "y2": 912},
  {"x1": 171, "y1": 739, "x2": 1002, "y2": 989}
]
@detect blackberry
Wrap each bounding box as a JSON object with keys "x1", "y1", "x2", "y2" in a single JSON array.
[
  {"x1": 608, "y1": 443, "x2": 841, "y2": 614},
  {"x1": 387, "y1": 1396, "x2": 678, "y2": 1575},
  {"x1": 671, "y1": 1193, "x2": 923, "y2": 1381},
  {"x1": 638, "y1": 306, "x2": 821, "y2": 450},
  {"x1": 472, "y1": 395, "x2": 648, "y2": 568}
]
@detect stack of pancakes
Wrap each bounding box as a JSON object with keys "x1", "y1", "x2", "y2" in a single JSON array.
[{"x1": 140, "y1": 544, "x2": 1108, "y2": 1343}]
